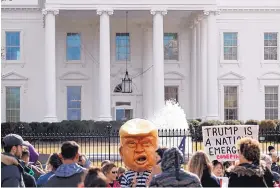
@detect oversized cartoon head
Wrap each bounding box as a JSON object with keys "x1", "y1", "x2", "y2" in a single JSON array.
[{"x1": 119, "y1": 118, "x2": 158, "y2": 172}]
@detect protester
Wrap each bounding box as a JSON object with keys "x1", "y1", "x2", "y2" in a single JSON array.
[
  {"x1": 78, "y1": 154, "x2": 92, "y2": 168},
  {"x1": 24, "y1": 141, "x2": 39, "y2": 164},
  {"x1": 212, "y1": 160, "x2": 224, "y2": 177},
  {"x1": 268, "y1": 146, "x2": 276, "y2": 154},
  {"x1": 151, "y1": 147, "x2": 168, "y2": 176},
  {"x1": 228, "y1": 138, "x2": 274, "y2": 187},
  {"x1": 261, "y1": 154, "x2": 280, "y2": 185},
  {"x1": 188, "y1": 151, "x2": 220, "y2": 187},
  {"x1": 45, "y1": 141, "x2": 87, "y2": 187},
  {"x1": 149, "y1": 147, "x2": 202, "y2": 187},
  {"x1": 271, "y1": 152, "x2": 280, "y2": 174},
  {"x1": 117, "y1": 167, "x2": 126, "y2": 184},
  {"x1": 101, "y1": 163, "x2": 121, "y2": 187},
  {"x1": 36, "y1": 153, "x2": 62, "y2": 187},
  {"x1": 101, "y1": 160, "x2": 111, "y2": 168},
  {"x1": 1, "y1": 134, "x2": 30, "y2": 187},
  {"x1": 79, "y1": 167, "x2": 108, "y2": 187}
]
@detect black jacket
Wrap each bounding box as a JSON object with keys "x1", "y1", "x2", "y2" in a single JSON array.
[
  {"x1": 228, "y1": 163, "x2": 274, "y2": 187},
  {"x1": 201, "y1": 169, "x2": 220, "y2": 187},
  {"x1": 1, "y1": 153, "x2": 25, "y2": 188},
  {"x1": 272, "y1": 162, "x2": 280, "y2": 174}
]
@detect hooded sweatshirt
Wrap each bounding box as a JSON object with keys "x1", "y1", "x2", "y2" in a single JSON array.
[
  {"x1": 45, "y1": 163, "x2": 86, "y2": 187},
  {"x1": 149, "y1": 147, "x2": 202, "y2": 187}
]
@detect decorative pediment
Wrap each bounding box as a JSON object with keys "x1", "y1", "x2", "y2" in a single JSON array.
[
  {"x1": 164, "y1": 71, "x2": 185, "y2": 80},
  {"x1": 218, "y1": 71, "x2": 245, "y2": 80},
  {"x1": 258, "y1": 72, "x2": 280, "y2": 80},
  {"x1": 59, "y1": 71, "x2": 89, "y2": 80},
  {"x1": 1, "y1": 72, "x2": 28, "y2": 81}
]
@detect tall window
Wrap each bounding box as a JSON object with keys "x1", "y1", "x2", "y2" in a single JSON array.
[
  {"x1": 223, "y1": 32, "x2": 238, "y2": 60},
  {"x1": 265, "y1": 86, "x2": 278, "y2": 119},
  {"x1": 264, "y1": 32, "x2": 278, "y2": 60},
  {"x1": 6, "y1": 87, "x2": 20, "y2": 122},
  {"x1": 67, "y1": 86, "x2": 81, "y2": 120},
  {"x1": 224, "y1": 86, "x2": 238, "y2": 120},
  {"x1": 66, "y1": 33, "x2": 81, "y2": 61},
  {"x1": 6, "y1": 32, "x2": 20, "y2": 60},
  {"x1": 116, "y1": 33, "x2": 130, "y2": 61},
  {"x1": 165, "y1": 86, "x2": 178, "y2": 102},
  {"x1": 164, "y1": 33, "x2": 178, "y2": 60},
  {"x1": 116, "y1": 109, "x2": 133, "y2": 121}
]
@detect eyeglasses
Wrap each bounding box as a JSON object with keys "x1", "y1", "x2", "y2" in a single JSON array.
[{"x1": 111, "y1": 171, "x2": 118, "y2": 174}]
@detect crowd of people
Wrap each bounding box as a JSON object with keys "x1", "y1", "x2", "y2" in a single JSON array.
[{"x1": 1, "y1": 133, "x2": 280, "y2": 187}]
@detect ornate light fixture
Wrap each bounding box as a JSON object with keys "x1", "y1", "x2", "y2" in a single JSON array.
[{"x1": 122, "y1": 11, "x2": 132, "y2": 93}]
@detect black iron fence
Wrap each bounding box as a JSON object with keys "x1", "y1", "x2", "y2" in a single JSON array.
[{"x1": 1, "y1": 126, "x2": 280, "y2": 167}]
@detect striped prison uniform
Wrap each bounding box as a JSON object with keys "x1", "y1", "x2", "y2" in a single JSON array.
[{"x1": 120, "y1": 170, "x2": 151, "y2": 187}]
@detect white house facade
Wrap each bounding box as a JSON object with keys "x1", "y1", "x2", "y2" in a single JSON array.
[{"x1": 1, "y1": 0, "x2": 280, "y2": 123}]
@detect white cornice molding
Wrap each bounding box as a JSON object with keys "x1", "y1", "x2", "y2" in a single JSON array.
[
  {"x1": 218, "y1": 71, "x2": 245, "y2": 80},
  {"x1": 258, "y1": 71, "x2": 280, "y2": 80},
  {"x1": 59, "y1": 71, "x2": 90, "y2": 80},
  {"x1": 2, "y1": 72, "x2": 28, "y2": 81},
  {"x1": 150, "y1": 9, "x2": 167, "y2": 16},
  {"x1": 1, "y1": 7, "x2": 41, "y2": 11},
  {"x1": 219, "y1": 8, "x2": 280, "y2": 12},
  {"x1": 42, "y1": 9, "x2": 59, "y2": 28},
  {"x1": 96, "y1": 9, "x2": 114, "y2": 16}
]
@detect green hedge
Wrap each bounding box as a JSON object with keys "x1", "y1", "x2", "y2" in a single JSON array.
[
  {"x1": 1, "y1": 119, "x2": 279, "y2": 141},
  {"x1": 1, "y1": 120, "x2": 125, "y2": 135}
]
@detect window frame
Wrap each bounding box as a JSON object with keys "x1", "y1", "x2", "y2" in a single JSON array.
[
  {"x1": 164, "y1": 32, "x2": 179, "y2": 62},
  {"x1": 223, "y1": 86, "x2": 239, "y2": 120},
  {"x1": 64, "y1": 32, "x2": 85, "y2": 64},
  {"x1": 2, "y1": 29, "x2": 25, "y2": 66},
  {"x1": 115, "y1": 32, "x2": 131, "y2": 62},
  {"x1": 66, "y1": 85, "x2": 82, "y2": 121},
  {"x1": 219, "y1": 30, "x2": 241, "y2": 66},
  {"x1": 261, "y1": 32, "x2": 280, "y2": 64},
  {"x1": 5, "y1": 86, "x2": 21, "y2": 122},
  {"x1": 264, "y1": 86, "x2": 279, "y2": 120},
  {"x1": 2, "y1": 85, "x2": 23, "y2": 122},
  {"x1": 164, "y1": 85, "x2": 179, "y2": 102}
]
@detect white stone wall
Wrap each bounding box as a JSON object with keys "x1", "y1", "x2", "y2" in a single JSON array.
[{"x1": 217, "y1": 11, "x2": 280, "y2": 121}]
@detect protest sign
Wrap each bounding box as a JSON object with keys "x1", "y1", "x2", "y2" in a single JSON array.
[
  {"x1": 202, "y1": 125, "x2": 259, "y2": 161},
  {"x1": 217, "y1": 177, "x2": 229, "y2": 188}
]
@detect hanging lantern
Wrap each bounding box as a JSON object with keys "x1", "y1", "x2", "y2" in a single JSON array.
[{"x1": 122, "y1": 71, "x2": 132, "y2": 93}]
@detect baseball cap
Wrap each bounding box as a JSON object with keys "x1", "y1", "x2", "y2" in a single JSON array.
[{"x1": 2, "y1": 134, "x2": 29, "y2": 147}]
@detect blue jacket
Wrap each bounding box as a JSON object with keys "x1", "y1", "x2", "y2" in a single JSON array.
[{"x1": 36, "y1": 172, "x2": 54, "y2": 187}]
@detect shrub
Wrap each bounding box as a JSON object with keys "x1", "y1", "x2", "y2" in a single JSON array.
[
  {"x1": 273, "y1": 119, "x2": 280, "y2": 129},
  {"x1": 245, "y1": 119, "x2": 259, "y2": 125},
  {"x1": 259, "y1": 120, "x2": 277, "y2": 130},
  {"x1": 199, "y1": 120, "x2": 223, "y2": 127},
  {"x1": 224, "y1": 120, "x2": 243, "y2": 125},
  {"x1": 1, "y1": 120, "x2": 126, "y2": 136}
]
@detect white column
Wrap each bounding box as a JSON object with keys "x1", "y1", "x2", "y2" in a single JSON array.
[
  {"x1": 142, "y1": 27, "x2": 153, "y2": 119},
  {"x1": 151, "y1": 9, "x2": 167, "y2": 116},
  {"x1": 205, "y1": 10, "x2": 219, "y2": 120},
  {"x1": 42, "y1": 9, "x2": 59, "y2": 122},
  {"x1": 97, "y1": 9, "x2": 113, "y2": 121},
  {"x1": 200, "y1": 16, "x2": 208, "y2": 120},
  {"x1": 190, "y1": 22, "x2": 197, "y2": 119},
  {"x1": 196, "y1": 19, "x2": 201, "y2": 118}
]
